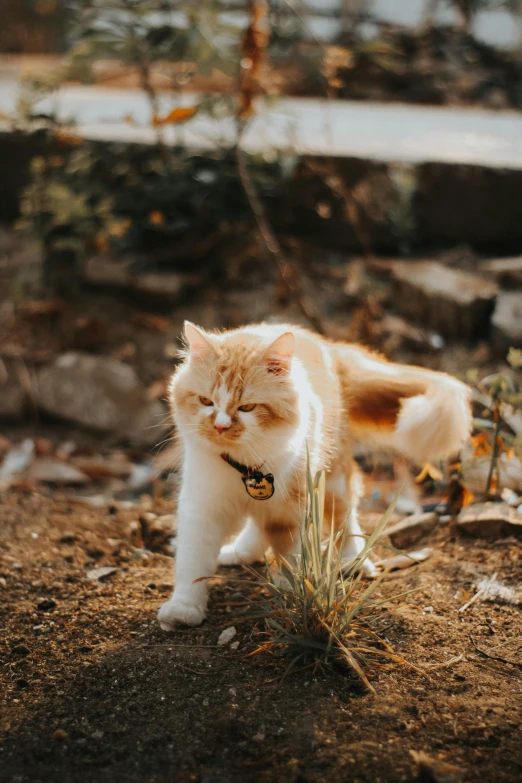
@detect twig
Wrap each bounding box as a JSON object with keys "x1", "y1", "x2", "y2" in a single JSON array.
[
  {"x1": 235, "y1": 125, "x2": 325, "y2": 334},
  {"x1": 469, "y1": 629, "x2": 522, "y2": 671},
  {"x1": 418, "y1": 654, "x2": 464, "y2": 670},
  {"x1": 485, "y1": 400, "x2": 502, "y2": 496},
  {"x1": 459, "y1": 573, "x2": 497, "y2": 613}
]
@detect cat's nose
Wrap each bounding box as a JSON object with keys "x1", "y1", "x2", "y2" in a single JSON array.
[{"x1": 214, "y1": 423, "x2": 230, "y2": 434}]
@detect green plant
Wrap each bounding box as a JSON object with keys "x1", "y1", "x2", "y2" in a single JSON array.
[
  {"x1": 249, "y1": 467, "x2": 412, "y2": 691},
  {"x1": 466, "y1": 347, "x2": 522, "y2": 497}
]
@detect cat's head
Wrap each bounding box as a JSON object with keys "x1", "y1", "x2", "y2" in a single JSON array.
[{"x1": 171, "y1": 322, "x2": 302, "y2": 460}]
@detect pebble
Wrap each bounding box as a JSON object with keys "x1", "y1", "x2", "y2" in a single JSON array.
[
  {"x1": 0, "y1": 577, "x2": 7, "y2": 588},
  {"x1": 217, "y1": 626, "x2": 237, "y2": 646},
  {"x1": 52, "y1": 729, "x2": 68, "y2": 742},
  {"x1": 37, "y1": 599, "x2": 56, "y2": 611}
]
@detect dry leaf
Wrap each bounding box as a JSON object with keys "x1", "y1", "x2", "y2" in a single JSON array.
[
  {"x1": 471, "y1": 432, "x2": 491, "y2": 457},
  {"x1": 54, "y1": 129, "x2": 84, "y2": 146},
  {"x1": 415, "y1": 463, "x2": 443, "y2": 484},
  {"x1": 152, "y1": 106, "x2": 197, "y2": 126}
]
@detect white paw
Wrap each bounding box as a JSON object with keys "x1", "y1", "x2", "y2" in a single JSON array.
[
  {"x1": 218, "y1": 543, "x2": 264, "y2": 567},
  {"x1": 341, "y1": 537, "x2": 379, "y2": 579},
  {"x1": 341, "y1": 551, "x2": 379, "y2": 578},
  {"x1": 157, "y1": 597, "x2": 206, "y2": 629},
  {"x1": 271, "y1": 566, "x2": 292, "y2": 591}
]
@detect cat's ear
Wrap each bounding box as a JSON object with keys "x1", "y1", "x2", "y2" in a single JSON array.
[
  {"x1": 264, "y1": 331, "x2": 295, "y2": 374},
  {"x1": 184, "y1": 321, "x2": 217, "y2": 358}
]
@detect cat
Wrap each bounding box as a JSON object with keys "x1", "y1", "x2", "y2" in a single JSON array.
[{"x1": 157, "y1": 321, "x2": 471, "y2": 629}]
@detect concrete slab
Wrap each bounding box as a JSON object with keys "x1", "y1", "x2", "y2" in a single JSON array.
[{"x1": 3, "y1": 78, "x2": 522, "y2": 170}]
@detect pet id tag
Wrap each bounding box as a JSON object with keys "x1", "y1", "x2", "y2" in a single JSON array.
[{"x1": 242, "y1": 472, "x2": 275, "y2": 500}]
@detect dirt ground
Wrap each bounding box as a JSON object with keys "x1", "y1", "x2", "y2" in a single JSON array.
[
  {"x1": 1, "y1": 485, "x2": 521, "y2": 783},
  {"x1": 1, "y1": 232, "x2": 522, "y2": 782}
]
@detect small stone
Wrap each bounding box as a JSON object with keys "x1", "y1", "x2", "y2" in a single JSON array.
[
  {"x1": 230, "y1": 641, "x2": 240, "y2": 651},
  {"x1": 91, "y1": 730, "x2": 104, "y2": 740},
  {"x1": 481, "y1": 256, "x2": 522, "y2": 287},
  {"x1": 458, "y1": 502, "x2": 522, "y2": 539},
  {"x1": 0, "y1": 577, "x2": 7, "y2": 588},
  {"x1": 86, "y1": 566, "x2": 118, "y2": 581},
  {"x1": 491, "y1": 292, "x2": 522, "y2": 352},
  {"x1": 37, "y1": 599, "x2": 56, "y2": 611},
  {"x1": 35, "y1": 352, "x2": 167, "y2": 447},
  {"x1": 52, "y1": 729, "x2": 68, "y2": 742},
  {"x1": 386, "y1": 512, "x2": 439, "y2": 548},
  {"x1": 217, "y1": 626, "x2": 237, "y2": 646},
  {"x1": 26, "y1": 459, "x2": 90, "y2": 485}
]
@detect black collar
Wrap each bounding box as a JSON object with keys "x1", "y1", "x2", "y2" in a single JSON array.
[{"x1": 220, "y1": 452, "x2": 265, "y2": 484}]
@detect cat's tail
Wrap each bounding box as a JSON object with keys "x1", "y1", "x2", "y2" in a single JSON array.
[{"x1": 339, "y1": 346, "x2": 472, "y2": 463}]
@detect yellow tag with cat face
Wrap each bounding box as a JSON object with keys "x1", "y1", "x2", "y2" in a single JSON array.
[{"x1": 242, "y1": 473, "x2": 275, "y2": 500}]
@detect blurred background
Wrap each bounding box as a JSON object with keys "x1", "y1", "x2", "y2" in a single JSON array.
[{"x1": 1, "y1": 0, "x2": 522, "y2": 498}]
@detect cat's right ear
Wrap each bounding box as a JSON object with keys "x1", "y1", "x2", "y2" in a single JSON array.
[{"x1": 184, "y1": 321, "x2": 217, "y2": 358}]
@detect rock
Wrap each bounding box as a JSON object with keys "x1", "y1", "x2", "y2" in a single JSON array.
[
  {"x1": 0, "y1": 439, "x2": 35, "y2": 488},
  {"x1": 461, "y1": 446, "x2": 522, "y2": 493},
  {"x1": 457, "y1": 502, "x2": 522, "y2": 539},
  {"x1": 491, "y1": 292, "x2": 522, "y2": 352},
  {"x1": 37, "y1": 599, "x2": 56, "y2": 611},
  {"x1": 389, "y1": 261, "x2": 498, "y2": 339},
  {"x1": 481, "y1": 256, "x2": 522, "y2": 287},
  {"x1": 26, "y1": 459, "x2": 90, "y2": 485},
  {"x1": 52, "y1": 729, "x2": 68, "y2": 742},
  {"x1": 86, "y1": 566, "x2": 118, "y2": 581},
  {"x1": 0, "y1": 361, "x2": 26, "y2": 420},
  {"x1": 35, "y1": 353, "x2": 167, "y2": 446},
  {"x1": 217, "y1": 626, "x2": 237, "y2": 646},
  {"x1": 386, "y1": 512, "x2": 439, "y2": 548},
  {"x1": 83, "y1": 255, "x2": 202, "y2": 302},
  {"x1": 410, "y1": 749, "x2": 465, "y2": 783}
]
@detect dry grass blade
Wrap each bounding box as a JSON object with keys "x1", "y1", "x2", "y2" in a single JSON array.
[{"x1": 247, "y1": 464, "x2": 411, "y2": 689}]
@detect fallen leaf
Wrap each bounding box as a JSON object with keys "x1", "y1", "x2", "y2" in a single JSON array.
[
  {"x1": 152, "y1": 106, "x2": 197, "y2": 126},
  {"x1": 149, "y1": 211, "x2": 165, "y2": 225},
  {"x1": 132, "y1": 312, "x2": 171, "y2": 332},
  {"x1": 471, "y1": 432, "x2": 491, "y2": 457},
  {"x1": 415, "y1": 463, "x2": 443, "y2": 484},
  {"x1": 54, "y1": 130, "x2": 84, "y2": 146},
  {"x1": 410, "y1": 749, "x2": 466, "y2": 783}
]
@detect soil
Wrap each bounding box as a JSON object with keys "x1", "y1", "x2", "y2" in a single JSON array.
[
  {"x1": 1, "y1": 487, "x2": 521, "y2": 783},
  {"x1": 1, "y1": 231, "x2": 521, "y2": 782}
]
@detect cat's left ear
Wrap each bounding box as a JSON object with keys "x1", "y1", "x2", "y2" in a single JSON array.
[
  {"x1": 264, "y1": 332, "x2": 295, "y2": 374},
  {"x1": 184, "y1": 321, "x2": 217, "y2": 358}
]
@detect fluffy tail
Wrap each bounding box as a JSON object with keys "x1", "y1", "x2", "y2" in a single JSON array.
[{"x1": 339, "y1": 346, "x2": 472, "y2": 463}]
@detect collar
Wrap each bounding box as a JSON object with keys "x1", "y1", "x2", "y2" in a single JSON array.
[
  {"x1": 220, "y1": 452, "x2": 275, "y2": 500},
  {"x1": 220, "y1": 452, "x2": 265, "y2": 483}
]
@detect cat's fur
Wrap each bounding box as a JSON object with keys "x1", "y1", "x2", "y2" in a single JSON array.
[{"x1": 158, "y1": 321, "x2": 471, "y2": 629}]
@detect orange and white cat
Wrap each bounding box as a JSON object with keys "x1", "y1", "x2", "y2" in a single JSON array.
[{"x1": 158, "y1": 321, "x2": 471, "y2": 629}]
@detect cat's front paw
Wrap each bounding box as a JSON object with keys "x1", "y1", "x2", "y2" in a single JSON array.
[
  {"x1": 218, "y1": 543, "x2": 264, "y2": 567},
  {"x1": 157, "y1": 597, "x2": 206, "y2": 629},
  {"x1": 341, "y1": 552, "x2": 379, "y2": 578}
]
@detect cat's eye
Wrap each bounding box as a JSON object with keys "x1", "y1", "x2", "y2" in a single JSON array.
[
  {"x1": 238, "y1": 403, "x2": 256, "y2": 412},
  {"x1": 199, "y1": 396, "x2": 214, "y2": 406}
]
